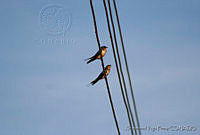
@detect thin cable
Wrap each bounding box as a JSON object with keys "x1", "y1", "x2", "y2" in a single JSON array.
[
  {"x1": 107, "y1": 0, "x2": 138, "y2": 134},
  {"x1": 89, "y1": 0, "x2": 120, "y2": 134},
  {"x1": 102, "y1": 0, "x2": 135, "y2": 134},
  {"x1": 112, "y1": 0, "x2": 141, "y2": 134}
]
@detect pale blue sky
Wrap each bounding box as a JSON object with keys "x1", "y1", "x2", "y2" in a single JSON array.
[{"x1": 0, "y1": 0, "x2": 200, "y2": 135}]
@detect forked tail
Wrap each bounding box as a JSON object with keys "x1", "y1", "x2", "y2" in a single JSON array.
[
  {"x1": 90, "y1": 78, "x2": 99, "y2": 85},
  {"x1": 87, "y1": 57, "x2": 95, "y2": 64}
]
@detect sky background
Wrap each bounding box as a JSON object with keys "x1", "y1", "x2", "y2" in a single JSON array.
[{"x1": 0, "y1": 0, "x2": 200, "y2": 135}]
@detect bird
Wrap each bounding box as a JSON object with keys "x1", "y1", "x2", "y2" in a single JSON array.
[
  {"x1": 90, "y1": 65, "x2": 111, "y2": 85},
  {"x1": 85, "y1": 46, "x2": 108, "y2": 64}
]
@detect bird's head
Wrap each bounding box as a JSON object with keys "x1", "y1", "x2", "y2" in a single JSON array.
[
  {"x1": 101, "y1": 46, "x2": 108, "y2": 49},
  {"x1": 106, "y1": 65, "x2": 111, "y2": 70}
]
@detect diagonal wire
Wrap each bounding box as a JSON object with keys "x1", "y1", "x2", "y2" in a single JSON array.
[
  {"x1": 106, "y1": 0, "x2": 138, "y2": 134},
  {"x1": 89, "y1": 0, "x2": 120, "y2": 134},
  {"x1": 102, "y1": 0, "x2": 136, "y2": 134},
  {"x1": 112, "y1": 0, "x2": 141, "y2": 134}
]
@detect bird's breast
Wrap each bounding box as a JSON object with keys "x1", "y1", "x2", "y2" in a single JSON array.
[
  {"x1": 101, "y1": 49, "x2": 107, "y2": 57},
  {"x1": 105, "y1": 69, "x2": 110, "y2": 76}
]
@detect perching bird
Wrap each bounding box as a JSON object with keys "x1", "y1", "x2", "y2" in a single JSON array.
[
  {"x1": 90, "y1": 65, "x2": 111, "y2": 85},
  {"x1": 85, "y1": 46, "x2": 108, "y2": 64}
]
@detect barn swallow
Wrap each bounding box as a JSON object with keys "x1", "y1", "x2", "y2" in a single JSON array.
[
  {"x1": 90, "y1": 65, "x2": 111, "y2": 85},
  {"x1": 85, "y1": 46, "x2": 108, "y2": 64}
]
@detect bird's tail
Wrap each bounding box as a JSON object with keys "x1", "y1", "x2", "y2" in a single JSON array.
[
  {"x1": 84, "y1": 58, "x2": 90, "y2": 61},
  {"x1": 90, "y1": 78, "x2": 99, "y2": 85},
  {"x1": 86, "y1": 57, "x2": 95, "y2": 64}
]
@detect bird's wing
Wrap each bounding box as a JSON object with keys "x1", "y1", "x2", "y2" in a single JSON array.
[
  {"x1": 96, "y1": 69, "x2": 106, "y2": 80},
  {"x1": 91, "y1": 49, "x2": 102, "y2": 59}
]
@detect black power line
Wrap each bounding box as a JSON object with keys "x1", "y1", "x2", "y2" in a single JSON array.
[
  {"x1": 106, "y1": 0, "x2": 138, "y2": 134},
  {"x1": 103, "y1": 0, "x2": 136, "y2": 134},
  {"x1": 89, "y1": 0, "x2": 121, "y2": 134},
  {"x1": 112, "y1": 0, "x2": 142, "y2": 134}
]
